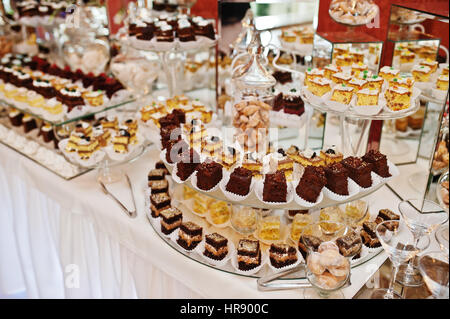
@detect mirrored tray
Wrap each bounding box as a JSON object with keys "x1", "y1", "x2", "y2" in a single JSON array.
[
  {"x1": 0, "y1": 118, "x2": 89, "y2": 180},
  {"x1": 146, "y1": 182, "x2": 383, "y2": 279}
]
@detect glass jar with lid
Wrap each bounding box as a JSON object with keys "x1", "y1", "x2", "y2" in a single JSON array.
[{"x1": 231, "y1": 41, "x2": 276, "y2": 154}]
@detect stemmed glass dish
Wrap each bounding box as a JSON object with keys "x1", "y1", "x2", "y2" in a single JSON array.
[
  {"x1": 370, "y1": 220, "x2": 429, "y2": 299},
  {"x1": 396, "y1": 199, "x2": 448, "y2": 287},
  {"x1": 300, "y1": 221, "x2": 351, "y2": 299},
  {"x1": 435, "y1": 225, "x2": 449, "y2": 255},
  {"x1": 418, "y1": 251, "x2": 449, "y2": 299}
]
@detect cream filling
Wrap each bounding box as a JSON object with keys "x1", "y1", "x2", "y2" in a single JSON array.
[
  {"x1": 179, "y1": 231, "x2": 202, "y2": 245},
  {"x1": 161, "y1": 219, "x2": 181, "y2": 230},
  {"x1": 205, "y1": 243, "x2": 228, "y2": 256}
]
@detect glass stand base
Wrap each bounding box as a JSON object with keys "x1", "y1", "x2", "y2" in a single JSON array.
[
  {"x1": 97, "y1": 167, "x2": 124, "y2": 184},
  {"x1": 380, "y1": 137, "x2": 410, "y2": 157},
  {"x1": 396, "y1": 262, "x2": 423, "y2": 287},
  {"x1": 302, "y1": 288, "x2": 344, "y2": 299},
  {"x1": 370, "y1": 288, "x2": 403, "y2": 299}
]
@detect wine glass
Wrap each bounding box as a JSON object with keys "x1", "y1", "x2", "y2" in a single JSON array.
[
  {"x1": 397, "y1": 199, "x2": 448, "y2": 287},
  {"x1": 435, "y1": 225, "x2": 449, "y2": 255},
  {"x1": 370, "y1": 220, "x2": 428, "y2": 299},
  {"x1": 418, "y1": 251, "x2": 449, "y2": 299}
]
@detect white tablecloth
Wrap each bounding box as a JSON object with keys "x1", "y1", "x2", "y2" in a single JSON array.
[{"x1": 0, "y1": 142, "x2": 409, "y2": 299}]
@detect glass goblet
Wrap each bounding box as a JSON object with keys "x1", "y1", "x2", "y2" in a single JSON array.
[
  {"x1": 370, "y1": 220, "x2": 425, "y2": 299},
  {"x1": 397, "y1": 199, "x2": 448, "y2": 287},
  {"x1": 418, "y1": 251, "x2": 449, "y2": 299},
  {"x1": 435, "y1": 225, "x2": 449, "y2": 256}
]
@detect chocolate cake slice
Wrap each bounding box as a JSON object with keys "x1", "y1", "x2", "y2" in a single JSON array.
[
  {"x1": 362, "y1": 150, "x2": 391, "y2": 178},
  {"x1": 225, "y1": 167, "x2": 252, "y2": 196},
  {"x1": 296, "y1": 166, "x2": 327, "y2": 203},
  {"x1": 150, "y1": 192, "x2": 171, "y2": 218},
  {"x1": 360, "y1": 221, "x2": 381, "y2": 248},
  {"x1": 195, "y1": 160, "x2": 223, "y2": 190},
  {"x1": 237, "y1": 239, "x2": 261, "y2": 271},
  {"x1": 263, "y1": 171, "x2": 288, "y2": 203},
  {"x1": 176, "y1": 221, "x2": 203, "y2": 250},
  {"x1": 204, "y1": 233, "x2": 228, "y2": 261},
  {"x1": 269, "y1": 243, "x2": 298, "y2": 268},
  {"x1": 160, "y1": 207, "x2": 182, "y2": 235},
  {"x1": 176, "y1": 149, "x2": 200, "y2": 181},
  {"x1": 148, "y1": 168, "x2": 166, "y2": 181},
  {"x1": 272, "y1": 71, "x2": 293, "y2": 85},
  {"x1": 298, "y1": 234, "x2": 323, "y2": 259},
  {"x1": 149, "y1": 179, "x2": 169, "y2": 194},
  {"x1": 336, "y1": 231, "x2": 362, "y2": 257},
  {"x1": 341, "y1": 156, "x2": 373, "y2": 188},
  {"x1": 324, "y1": 162, "x2": 349, "y2": 196}
]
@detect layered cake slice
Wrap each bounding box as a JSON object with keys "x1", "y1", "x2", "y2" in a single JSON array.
[
  {"x1": 298, "y1": 234, "x2": 322, "y2": 259},
  {"x1": 242, "y1": 152, "x2": 263, "y2": 178},
  {"x1": 112, "y1": 128, "x2": 133, "y2": 153},
  {"x1": 77, "y1": 136, "x2": 100, "y2": 160},
  {"x1": 269, "y1": 243, "x2": 298, "y2": 268},
  {"x1": 296, "y1": 165, "x2": 327, "y2": 203},
  {"x1": 296, "y1": 149, "x2": 325, "y2": 167},
  {"x1": 336, "y1": 231, "x2": 362, "y2": 257},
  {"x1": 262, "y1": 171, "x2": 287, "y2": 203},
  {"x1": 237, "y1": 239, "x2": 261, "y2": 271},
  {"x1": 362, "y1": 150, "x2": 391, "y2": 178},
  {"x1": 320, "y1": 146, "x2": 343, "y2": 165},
  {"x1": 195, "y1": 160, "x2": 223, "y2": 190},
  {"x1": 258, "y1": 216, "x2": 281, "y2": 241},
  {"x1": 225, "y1": 167, "x2": 253, "y2": 196},
  {"x1": 203, "y1": 233, "x2": 228, "y2": 261},
  {"x1": 22, "y1": 114, "x2": 37, "y2": 133},
  {"x1": 160, "y1": 207, "x2": 182, "y2": 235},
  {"x1": 176, "y1": 221, "x2": 203, "y2": 250},
  {"x1": 148, "y1": 168, "x2": 167, "y2": 181},
  {"x1": 150, "y1": 192, "x2": 171, "y2": 218},
  {"x1": 360, "y1": 221, "x2": 381, "y2": 248},
  {"x1": 324, "y1": 162, "x2": 349, "y2": 196},
  {"x1": 374, "y1": 209, "x2": 400, "y2": 225},
  {"x1": 92, "y1": 125, "x2": 111, "y2": 147},
  {"x1": 341, "y1": 156, "x2": 373, "y2": 188},
  {"x1": 150, "y1": 179, "x2": 169, "y2": 194}
]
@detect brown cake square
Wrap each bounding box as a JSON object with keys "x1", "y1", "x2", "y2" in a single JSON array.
[
  {"x1": 360, "y1": 221, "x2": 381, "y2": 248},
  {"x1": 176, "y1": 221, "x2": 203, "y2": 250},
  {"x1": 237, "y1": 239, "x2": 261, "y2": 271},
  {"x1": 150, "y1": 192, "x2": 171, "y2": 218},
  {"x1": 149, "y1": 179, "x2": 169, "y2": 194},
  {"x1": 336, "y1": 231, "x2": 362, "y2": 257},
  {"x1": 296, "y1": 166, "x2": 327, "y2": 203},
  {"x1": 176, "y1": 149, "x2": 200, "y2": 181},
  {"x1": 269, "y1": 243, "x2": 298, "y2": 268},
  {"x1": 298, "y1": 234, "x2": 323, "y2": 259},
  {"x1": 225, "y1": 167, "x2": 252, "y2": 196},
  {"x1": 324, "y1": 162, "x2": 349, "y2": 195},
  {"x1": 204, "y1": 233, "x2": 228, "y2": 260},
  {"x1": 148, "y1": 168, "x2": 166, "y2": 181},
  {"x1": 195, "y1": 160, "x2": 223, "y2": 190},
  {"x1": 362, "y1": 150, "x2": 391, "y2": 178},
  {"x1": 160, "y1": 207, "x2": 182, "y2": 235},
  {"x1": 341, "y1": 156, "x2": 373, "y2": 188},
  {"x1": 263, "y1": 171, "x2": 288, "y2": 203}
]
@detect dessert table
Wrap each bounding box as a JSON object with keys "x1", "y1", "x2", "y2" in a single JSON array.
[{"x1": 0, "y1": 141, "x2": 442, "y2": 299}]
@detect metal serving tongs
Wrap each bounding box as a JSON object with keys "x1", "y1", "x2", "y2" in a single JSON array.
[
  {"x1": 257, "y1": 264, "x2": 352, "y2": 292},
  {"x1": 99, "y1": 174, "x2": 137, "y2": 218}
]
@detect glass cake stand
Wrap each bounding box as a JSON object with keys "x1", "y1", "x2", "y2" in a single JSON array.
[
  {"x1": 59, "y1": 141, "x2": 150, "y2": 183},
  {"x1": 300, "y1": 90, "x2": 421, "y2": 156},
  {"x1": 127, "y1": 35, "x2": 218, "y2": 97},
  {"x1": 146, "y1": 183, "x2": 383, "y2": 282}
]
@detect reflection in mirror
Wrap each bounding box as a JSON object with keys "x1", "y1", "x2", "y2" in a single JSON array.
[
  {"x1": 382, "y1": 4, "x2": 448, "y2": 209},
  {"x1": 218, "y1": 1, "x2": 323, "y2": 151}
]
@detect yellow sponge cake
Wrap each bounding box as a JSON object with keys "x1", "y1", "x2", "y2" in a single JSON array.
[
  {"x1": 307, "y1": 77, "x2": 332, "y2": 97},
  {"x1": 385, "y1": 86, "x2": 411, "y2": 111},
  {"x1": 356, "y1": 88, "x2": 379, "y2": 106},
  {"x1": 411, "y1": 64, "x2": 432, "y2": 82}
]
